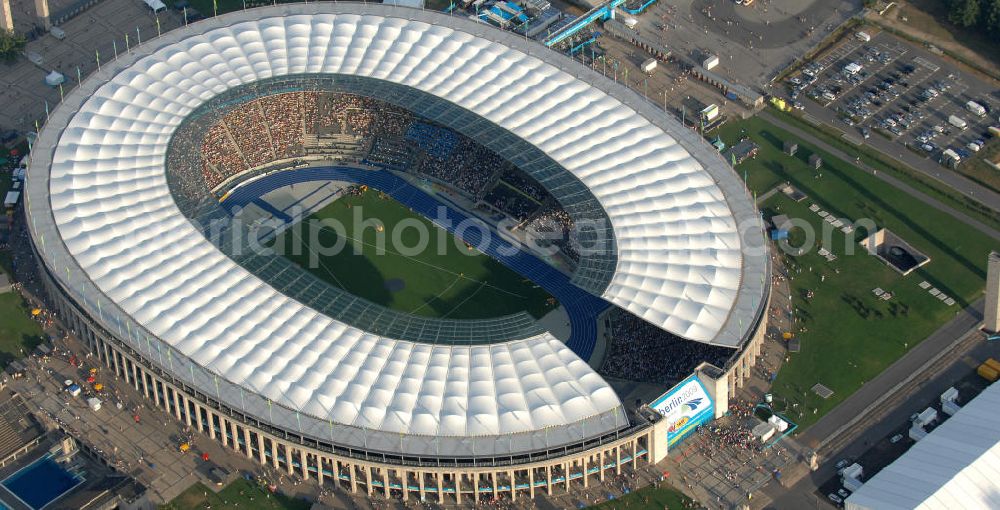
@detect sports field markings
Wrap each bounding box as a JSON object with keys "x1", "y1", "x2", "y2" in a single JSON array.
[
  {"x1": 284, "y1": 225, "x2": 348, "y2": 289},
  {"x1": 440, "y1": 281, "x2": 488, "y2": 319},
  {"x1": 406, "y1": 275, "x2": 463, "y2": 316},
  {"x1": 304, "y1": 218, "x2": 534, "y2": 299}
]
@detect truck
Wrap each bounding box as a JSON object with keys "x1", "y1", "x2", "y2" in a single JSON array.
[
  {"x1": 966, "y1": 100, "x2": 987, "y2": 117},
  {"x1": 948, "y1": 115, "x2": 967, "y2": 130},
  {"x1": 703, "y1": 55, "x2": 719, "y2": 70},
  {"x1": 641, "y1": 58, "x2": 657, "y2": 74},
  {"x1": 941, "y1": 148, "x2": 961, "y2": 163},
  {"x1": 855, "y1": 31, "x2": 871, "y2": 42}
]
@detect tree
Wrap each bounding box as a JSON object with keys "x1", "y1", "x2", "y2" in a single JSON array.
[
  {"x1": 984, "y1": 0, "x2": 1000, "y2": 39},
  {"x1": 948, "y1": 0, "x2": 981, "y2": 27},
  {"x1": 0, "y1": 29, "x2": 26, "y2": 63}
]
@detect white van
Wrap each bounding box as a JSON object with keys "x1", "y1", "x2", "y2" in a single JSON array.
[
  {"x1": 143, "y1": 0, "x2": 167, "y2": 13},
  {"x1": 856, "y1": 31, "x2": 871, "y2": 42}
]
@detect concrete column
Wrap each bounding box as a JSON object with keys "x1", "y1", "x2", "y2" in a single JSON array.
[
  {"x1": 400, "y1": 470, "x2": 408, "y2": 501},
  {"x1": 546, "y1": 465, "x2": 552, "y2": 495},
  {"x1": 182, "y1": 396, "x2": 193, "y2": 427},
  {"x1": 243, "y1": 426, "x2": 253, "y2": 458},
  {"x1": 581, "y1": 457, "x2": 588, "y2": 488},
  {"x1": 563, "y1": 462, "x2": 570, "y2": 491},
  {"x1": 299, "y1": 449, "x2": 308, "y2": 480},
  {"x1": 437, "y1": 473, "x2": 444, "y2": 504},
  {"x1": 219, "y1": 420, "x2": 227, "y2": 448},
  {"x1": 131, "y1": 362, "x2": 140, "y2": 391},
  {"x1": 616, "y1": 446, "x2": 622, "y2": 474},
  {"x1": 508, "y1": 470, "x2": 515, "y2": 501},
  {"x1": 349, "y1": 463, "x2": 358, "y2": 493},
  {"x1": 529, "y1": 468, "x2": 535, "y2": 499},
  {"x1": 473, "y1": 473, "x2": 481, "y2": 502},
  {"x1": 0, "y1": 1, "x2": 13, "y2": 43},
  {"x1": 207, "y1": 411, "x2": 217, "y2": 440},
  {"x1": 194, "y1": 403, "x2": 204, "y2": 434},
  {"x1": 269, "y1": 438, "x2": 279, "y2": 469},
  {"x1": 172, "y1": 388, "x2": 182, "y2": 421},
  {"x1": 111, "y1": 346, "x2": 121, "y2": 376},
  {"x1": 141, "y1": 369, "x2": 151, "y2": 399},
  {"x1": 383, "y1": 469, "x2": 390, "y2": 498},
  {"x1": 366, "y1": 466, "x2": 374, "y2": 495},
  {"x1": 152, "y1": 379, "x2": 161, "y2": 408},
  {"x1": 255, "y1": 432, "x2": 266, "y2": 465},
  {"x1": 418, "y1": 470, "x2": 426, "y2": 502},
  {"x1": 32, "y1": 0, "x2": 49, "y2": 29},
  {"x1": 985, "y1": 251, "x2": 1000, "y2": 332},
  {"x1": 284, "y1": 443, "x2": 294, "y2": 475},
  {"x1": 455, "y1": 474, "x2": 463, "y2": 504}
]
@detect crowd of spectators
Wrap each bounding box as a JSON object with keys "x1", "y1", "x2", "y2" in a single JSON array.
[
  {"x1": 526, "y1": 205, "x2": 580, "y2": 262},
  {"x1": 483, "y1": 183, "x2": 540, "y2": 221},
  {"x1": 600, "y1": 309, "x2": 735, "y2": 384},
  {"x1": 173, "y1": 89, "x2": 581, "y2": 264},
  {"x1": 499, "y1": 168, "x2": 546, "y2": 202},
  {"x1": 260, "y1": 92, "x2": 306, "y2": 160},
  {"x1": 416, "y1": 138, "x2": 502, "y2": 197}
]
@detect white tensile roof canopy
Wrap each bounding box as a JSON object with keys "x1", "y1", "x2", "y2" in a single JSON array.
[
  {"x1": 27, "y1": 5, "x2": 764, "y2": 450},
  {"x1": 845, "y1": 382, "x2": 1000, "y2": 510}
]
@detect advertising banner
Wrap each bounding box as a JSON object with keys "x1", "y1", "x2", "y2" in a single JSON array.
[{"x1": 650, "y1": 374, "x2": 715, "y2": 448}]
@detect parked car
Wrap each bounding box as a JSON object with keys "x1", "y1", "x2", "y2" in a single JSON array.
[
  {"x1": 828, "y1": 493, "x2": 843, "y2": 505},
  {"x1": 890, "y1": 434, "x2": 904, "y2": 443}
]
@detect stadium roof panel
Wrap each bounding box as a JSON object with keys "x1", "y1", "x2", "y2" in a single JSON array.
[
  {"x1": 844, "y1": 382, "x2": 1000, "y2": 510},
  {"x1": 26, "y1": 5, "x2": 766, "y2": 454}
]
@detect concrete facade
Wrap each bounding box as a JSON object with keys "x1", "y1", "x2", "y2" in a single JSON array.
[
  {"x1": 36, "y1": 263, "x2": 665, "y2": 504},
  {"x1": 984, "y1": 251, "x2": 1000, "y2": 333},
  {"x1": 0, "y1": 0, "x2": 13, "y2": 32}
]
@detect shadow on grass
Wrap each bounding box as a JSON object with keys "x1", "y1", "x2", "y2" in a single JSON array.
[{"x1": 756, "y1": 128, "x2": 982, "y2": 307}]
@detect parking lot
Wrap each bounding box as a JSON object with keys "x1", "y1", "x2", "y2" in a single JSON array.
[
  {"x1": 629, "y1": 0, "x2": 861, "y2": 88},
  {"x1": 784, "y1": 29, "x2": 998, "y2": 173}
]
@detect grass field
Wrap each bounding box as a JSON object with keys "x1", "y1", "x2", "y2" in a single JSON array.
[
  {"x1": 160, "y1": 478, "x2": 310, "y2": 510},
  {"x1": 764, "y1": 110, "x2": 1000, "y2": 232},
  {"x1": 0, "y1": 291, "x2": 45, "y2": 368},
  {"x1": 715, "y1": 116, "x2": 992, "y2": 430},
  {"x1": 587, "y1": 484, "x2": 697, "y2": 510},
  {"x1": 272, "y1": 189, "x2": 556, "y2": 320}
]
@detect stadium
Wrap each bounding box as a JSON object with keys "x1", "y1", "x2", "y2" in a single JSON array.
[{"x1": 23, "y1": 4, "x2": 770, "y2": 503}]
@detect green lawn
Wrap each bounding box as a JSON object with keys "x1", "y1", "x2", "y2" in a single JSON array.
[
  {"x1": 763, "y1": 110, "x2": 1000, "y2": 232},
  {"x1": 0, "y1": 291, "x2": 46, "y2": 368},
  {"x1": 588, "y1": 484, "x2": 698, "y2": 510},
  {"x1": 272, "y1": 189, "x2": 556, "y2": 319},
  {"x1": 714, "y1": 116, "x2": 992, "y2": 430},
  {"x1": 161, "y1": 478, "x2": 310, "y2": 510}
]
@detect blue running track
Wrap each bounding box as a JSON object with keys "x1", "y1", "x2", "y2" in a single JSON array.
[{"x1": 222, "y1": 166, "x2": 611, "y2": 360}]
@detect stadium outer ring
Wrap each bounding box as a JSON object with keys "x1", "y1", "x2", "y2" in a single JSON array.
[{"x1": 22, "y1": 3, "x2": 770, "y2": 499}]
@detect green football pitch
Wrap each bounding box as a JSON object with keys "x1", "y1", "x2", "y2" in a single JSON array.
[{"x1": 271, "y1": 189, "x2": 557, "y2": 320}]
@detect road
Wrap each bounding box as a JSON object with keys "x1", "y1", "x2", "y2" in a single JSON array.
[
  {"x1": 798, "y1": 299, "x2": 983, "y2": 451},
  {"x1": 791, "y1": 101, "x2": 1000, "y2": 212},
  {"x1": 762, "y1": 314, "x2": 1000, "y2": 510},
  {"x1": 761, "y1": 111, "x2": 1000, "y2": 242}
]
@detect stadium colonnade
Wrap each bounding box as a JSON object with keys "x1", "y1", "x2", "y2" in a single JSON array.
[{"x1": 22, "y1": 3, "x2": 771, "y2": 502}]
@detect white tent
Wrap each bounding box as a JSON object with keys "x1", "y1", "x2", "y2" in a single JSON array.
[
  {"x1": 44, "y1": 71, "x2": 65, "y2": 86},
  {"x1": 846, "y1": 382, "x2": 1000, "y2": 510}
]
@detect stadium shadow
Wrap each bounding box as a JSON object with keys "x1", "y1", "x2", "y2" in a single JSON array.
[{"x1": 271, "y1": 222, "x2": 396, "y2": 308}]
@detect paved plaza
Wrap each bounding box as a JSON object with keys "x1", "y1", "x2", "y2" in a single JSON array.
[
  {"x1": 629, "y1": 0, "x2": 861, "y2": 88},
  {"x1": 0, "y1": 0, "x2": 184, "y2": 135}
]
